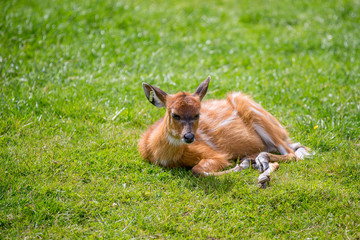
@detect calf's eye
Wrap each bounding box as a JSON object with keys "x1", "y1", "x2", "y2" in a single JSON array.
[{"x1": 172, "y1": 114, "x2": 181, "y2": 120}]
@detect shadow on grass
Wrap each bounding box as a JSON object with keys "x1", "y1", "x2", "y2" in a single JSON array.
[{"x1": 166, "y1": 167, "x2": 245, "y2": 195}]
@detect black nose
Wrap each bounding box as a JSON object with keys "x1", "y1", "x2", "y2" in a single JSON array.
[{"x1": 183, "y1": 133, "x2": 195, "y2": 143}]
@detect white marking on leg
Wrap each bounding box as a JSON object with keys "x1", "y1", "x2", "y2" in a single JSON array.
[
  {"x1": 240, "y1": 158, "x2": 250, "y2": 169},
  {"x1": 295, "y1": 147, "x2": 310, "y2": 159},
  {"x1": 289, "y1": 142, "x2": 302, "y2": 150},
  {"x1": 258, "y1": 162, "x2": 279, "y2": 188},
  {"x1": 289, "y1": 142, "x2": 311, "y2": 159},
  {"x1": 255, "y1": 152, "x2": 269, "y2": 172},
  {"x1": 253, "y1": 123, "x2": 276, "y2": 149},
  {"x1": 277, "y1": 145, "x2": 288, "y2": 155}
]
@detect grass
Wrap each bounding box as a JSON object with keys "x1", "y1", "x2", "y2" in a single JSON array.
[{"x1": 1, "y1": 0, "x2": 360, "y2": 238}]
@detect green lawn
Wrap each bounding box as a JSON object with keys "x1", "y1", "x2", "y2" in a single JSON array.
[{"x1": 1, "y1": 0, "x2": 360, "y2": 238}]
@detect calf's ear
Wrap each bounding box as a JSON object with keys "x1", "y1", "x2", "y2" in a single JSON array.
[
  {"x1": 142, "y1": 83, "x2": 168, "y2": 108},
  {"x1": 193, "y1": 76, "x2": 210, "y2": 101}
]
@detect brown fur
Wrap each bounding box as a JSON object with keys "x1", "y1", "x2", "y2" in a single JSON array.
[{"x1": 139, "y1": 78, "x2": 301, "y2": 177}]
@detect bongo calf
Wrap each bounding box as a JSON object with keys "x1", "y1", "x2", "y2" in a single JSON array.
[{"x1": 138, "y1": 77, "x2": 309, "y2": 188}]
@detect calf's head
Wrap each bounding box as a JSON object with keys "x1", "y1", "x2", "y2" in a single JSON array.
[{"x1": 142, "y1": 76, "x2": 210, "y2": 144}]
